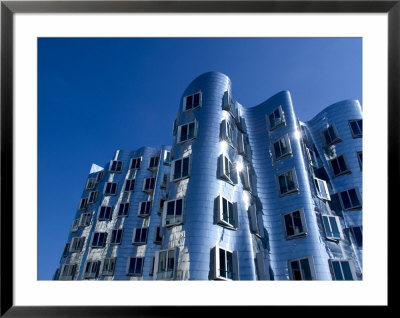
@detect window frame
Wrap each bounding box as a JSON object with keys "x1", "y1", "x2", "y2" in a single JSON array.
[
  {"x1": 78, "y1": 197, "x2": 88, "y2": 210},
  {"x1": 218, "y1": 154, "x2": 234, "y2": 184},
  {"x1": 272, "y1": 134, "x2": 292, "y2": 161},
  {"x1": 349, "y1": 119, "x2": 362, "y2": 138},
  {"x1": 338, "y1": 188, "x2": 362, "y2": 210},
  {"x1": 357, "y1": 151, "x2": 362, "y2": 171},
  {"x1": 91, "y1": 232, "x2": 107, "y2": 248},
  {"x1": 322, "y1": 124, "x2": 341, "y2": 146},
  {"x1": 69, "y1": 236, "x2": 85, "y2": 253},
  {"x1": 170, "y1": 156, "x2": 191, "y2": 182},
  {"x1": 142, "y1": 177, "x2": 156, "y2": 193},
  {"x1": 132, "y1": 227, "x2": 149, "y2": 245},
  {"x1": 87, "y1": 190, "x2": 98, "y2": 204},
  {"x1": 85, "y1": 178, "x2": 97, "y2": 190},
  {"x1": 104, "y1": 182, "x2": 118, "y2": 196},
  {"x1": 306, "y1": 147, "x2": 318, "y2": 167},
  {"x1": 163, "y1": 150, "x2": 171, "y2": 165},
  {"x1": 109, "y1": 160, "x2": 123, "y2": 173},
  {"x1": 117, "y1": 202, "x2": 130, "y2": 217},
  {"x1": 288, "y1": 256, "x2": 316, "y2": 280},
  {"x1": 154, "y1": 226, "x2": 163, "y2": 245},
  {"x1": 237, "y1": 132, "x2": 250, "y2": 158},
  {"x1": 314, "y1": 178, "x2": 331, "y2": 201},
  {"x1": 83, "y1": 260, "x2": 101, "y2": 279},
  {"x1": 79, "y1": 212, "x2": 92, "y2": 227},
  {"x1": 138, "y1": 200, "x2": 152, "y2": 217},
  {"x1": 215, "y1": 195, "x2": 238, "y2": 230},
  {"x1": 330, "y1": 154, "x2": 350, "y2": 177},
  {"x1": 321, "y1": 215, "x2": 342, "y2": 241},
  {"x1": 281, "y1": 209, "x2": 308, "y2": 239},
  {"x1": 277, "y1": 169, "x2": 299, "y2": 197},
  {"x1": 96, "y1": 170, "x2": 105, "y2": 183},
  {"x1": 267, "y1": 105, "x2": 285, "y2": 130},
  {"x1": 177, "y1": 120, "x2": 198, "y2": 144},
  {"x1": 255, "y1": 252, "x2": 267, "y2": 280},
  {"x1": 153, "y1": 247, "x2": 179, "y2": 280},
  {"x1": 148, "y1": 156, "x2": 160, "y2": 171},
  {"x1": 126, "y1": 257, "x2": 144, "y2": 276},
  {"x1": 129, "y1": 157, "x2": 142, "y2": 170},
  {"x1": 248, "y1": 204, "x2": 264, "y2": 238},
  {"x1": 102, "y1": 257, "x2": 116, "y2": 276},
  {"x1": 124, "y1": 178, "x2": 136, "y2": 192},
  {"x1": 70, "y1": 218, "x2": 80, "y2": 232},
  {"x1": 220, "y1": 118, "x2": 234, "y2": 145},
  {"x1": 110, "y1": 229, "x2": 123, "y2": 245},
  {"x1": 59, "y1": 264, "x2": 77, "y2": 280},
  {"x1": 329, "y1": 259, "x2": 356, "y2": 280},
  {"x1": 98, "y1": 205, "x2": 113, "y2": 221},
  {"x1": 210, "y1": 246, "x2": 240, "y2": 281},
  {"x1": 162, "y1": 197, "x2": 184, "y2": 228},
  {"x1": 182, "y1": 91, "x2": 202, "y2": 112}
]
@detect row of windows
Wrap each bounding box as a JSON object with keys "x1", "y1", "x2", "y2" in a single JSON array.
[
  {"x1": 322, "y1": 119, "x2": 362, "y2": 146},
  {"x1": 108, "y1": 155, "x2": 163, "y2": 173}
]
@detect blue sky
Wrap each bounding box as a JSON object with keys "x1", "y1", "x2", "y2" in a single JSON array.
[{"x1": 38, "y1": 37, "x2": 362, "y2": 280}]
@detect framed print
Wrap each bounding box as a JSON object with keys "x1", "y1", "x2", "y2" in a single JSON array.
[{"x1": 1, "y1": 0, "x2": 395, "y2": 316}]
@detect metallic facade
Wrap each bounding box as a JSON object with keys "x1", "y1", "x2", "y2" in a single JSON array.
[{"x1": 54, "y1": 72, "x2": 362, "y2": 281}]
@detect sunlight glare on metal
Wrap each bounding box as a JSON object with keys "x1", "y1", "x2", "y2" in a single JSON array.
[
  {"x1": 220, "y1": 140, "x2": 228, "y2": 154},
  {"x1": 236, "y1": 161, "x2": 243, "y2": 172},
  {"x1": 221, "y1": 110, "x2": 230, "y2": 121},
  {"x1": 294, "y1": 129, "x2": 301, "y2": 140}
]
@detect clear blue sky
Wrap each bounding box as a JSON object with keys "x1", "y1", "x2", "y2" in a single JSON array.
[{"x1": 38, "y1": 37, "x2": 362, "y2": 280}]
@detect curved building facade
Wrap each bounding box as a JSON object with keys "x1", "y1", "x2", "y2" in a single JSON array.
[{"x1": 54, "y1": 72, "x2": 362, "y2": 281}]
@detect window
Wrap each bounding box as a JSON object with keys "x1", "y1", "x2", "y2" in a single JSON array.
[
  {"x1": 330, "y1": 155, "x2": 350, "y2": 177},
  {"x1": 149, "y1": 257, "x2": 155, "y2": 276},
  {"x1": 96, "y1": 170, "x2": 105, "y2": 183},
  {"x1": 158, "y1": 199, "x2": 165, "y2": 214},
  {"x1": 79, "y1": 212, "x2": 92, "y2": 227},
  {"x1": 237, "y1": 132, "x2": 250, "y2": 157},
  {"x1": 104, "y1": 182, "x2": 117, "y2": 196},
  {"x1": 210, "y1": 246, "x2": 239, "y2": 280},
  {"x1": 357, "y1": 151, "x2": 362, "y2": 171},
  {"x1": 127, "y1": 257, "x2": 144, "y2": 276},
  {"x1": 329, "y1": 260, "x2": 355, "y2": 280},
  {"x1": 277, "y1": 169, "x2": 298, "y2": 196},
  {"x1": 349, "y1": 119, "x2": 362, "y2": 138},
  {"x1": 323, "y1": 124, "x2": 341, "y2": 146},
  {"x1": 52, "y1": 268, "x2": 60, "y2": 281},
  {"x1": 241, "y1": 166, "x2": 252, "y2": 192},
  {"x1": 86, "y1": 178, "x2": 96, "y2": 190},
  {"x1": 83, "y1": 260, "x2": 101, "y2": 279},
  {"x1": 268, "y1": 106, "x2": 285, "y2": 130},
  {"x1": 110, "y1": 160, "x2": 123, "y2": 173},
  {"x1": 162, "y1": 198, "x2": 184, "y2": 227},
  {"x1": 218, "y1": 154, "x2": 234, "y2": 183},
  {"x1": 178, "y1": 121, "x2": 197, "y2": 143},
  {"x1": 124, "y1": 178, "x2": 135, "y2": 192},
  {"x1": 70, "y1": 218, "x2": 80, "y2": 232},
  {"x1": 110, "y1": 229, "x2": 123, "y2": 244},
  {"x1": 215, "y1": 195, "x2": 238, "y2": 229},
  {"x1": 130, "y1": 157, "x2": 142, "y2": 170},
  {"x1": 273, "y1": 134, "x2": 292, "y2": 160},
  {"x1": 102, "y1": 258, "x2": 116, "y2": 276},
  {"x1": 70, "y1": 237, "x2": 85, "y2": 253},
  {"x1": 248, "y1": 205, "x2": 264, "y2": 238},
  {"x1": 351, "y1": 226, "x2": 363, "y2": 248},
  {"x1": 221, "y1": 119, "x2": 234, "y2": 144},
  {"x1": 171, "y1": 157, "x2": 190, "y2": 182},
  {"x1": 160, "y1": 173, "x2": 168, "y2": 188},
  {"x1": 282, "y1": 210, "x2": 307, "y2": 239},
  {"x1": 306, "y1": 147, "x2": 318, "y2": 167},
  {"x1": 61, "y1": 243, "x2": 70, "y2": 258},
  {"x1": 91, "y1": 232, "x2": 107, "y2": 248},
  {"x1": 117, "y1": 202, "x2": 130, "y2": 217},
  {"x1": 138, "y1": 201, "x2": 152, "y2": 217},
  {"x1": 132, "y1": 227, "x2": 148, "y2": 245},
  {"x1": 322, "y1": 215, "x2": 342, "y2": 241},
  {"x1": 183, "y1": 92, "x2": 201, "y2": 111},
  {"x1": 78, "y1": 198, "x2": 88, "y2": 210},
  {"x1": 154, "y1": 226, "x2": 163, "y2": 244},
  {"x1": 255, "y1": 252, "x2": 267, "y2": 280},
  {"x1": 98, "y1": 206, "x2": 112, "y2": 221},
  {"x1": 339, "y1": 188, "x2": 362, "y2": 210},
  {"x1": 148, "y1": 156, "x2": 160, "y2": 170},
  {"x1": 88, "y1": 191, "x2": 98, "y2": 204},
  {"x1": 314, "y1": 178, "x2": 330, "y2": 201},
  {"x1": 154, "y1": 247, "x2": 179, "y2": 280},
  {"x1": 288, "y1": 257, "x2": 316, "y2": 280},
  {"x1": 143, "y1": 177, "x2": 155, "y2": 193},
  {"x1": 59, "y1": 264, "x2": 77, "y2": 280},
  {"x1": 163, "y1": 150, "x2": 171, "y2": 165},
  {"x1": 222, "y1": 90, "x2": 233, "y2": 112}
]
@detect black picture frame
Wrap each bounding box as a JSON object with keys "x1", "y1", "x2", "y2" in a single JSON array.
[{"x1": 1, "y1": 1, "x2": 395, "y2": 316}]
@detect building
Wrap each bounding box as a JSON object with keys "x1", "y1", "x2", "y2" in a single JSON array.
[{"x1": 53, "y1": 72, "x2": 362, "y2": 281}]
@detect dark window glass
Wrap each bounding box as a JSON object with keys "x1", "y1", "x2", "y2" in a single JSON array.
[
  {"x1": 291, "y1": 261, "x2": 302, "y2": 280},
  {"x1": 284, "y1": 214, "x2": 294, "y2": 236},
  {"x1": 332, "y1": 261, "x2": 344, "y2": 280},
  {"x1": 182, "y1": 157, "x2": 189, "y2": 177},
  {"x1": 174, "y1": 160, "x2": 182, "y2": 180},
  {"x1": 340, "y1": 191, "x2": 351, "y2": 209},
  {"x1": 300, "y1": 259, "x2": 312, "y2": 280},
  {"x1": 189, "y1": 122, "x2": 195, "y2": 139},
  {"x1": 279, "y1": 175, "x2": 287, "y2": 194},
  {"x1": 349, "y1": 189, "x2": 360, "y2": 207},
  {"x1": 193, "y1": 93, "x2": 200, "y2": 107},
  {"x1": 352, "y1": 227, "x2": 363, "y2": 247},
  {"x1": 186, "y1": 95, "x2": 193, "y2": 109},
  {"x1": 219, "y1": 248, "x2": 226, "y2": 278},
  {"x1": 341, "y1": 261, "x2": 353, "y2": 280},
  {"x1": 167, "y1": 201, "x2": 175, "y2": 216},
  {"x1": 329, "y1": 217, "x2": 340, "y2": 238},
  {"x1": 176, "y1": 199, "x2": 183, "y2": 216},
  {"x1": 292, "y1": 211, "x2": 304, "y2": 234},
  {"x1": 181, "y1": 124, "x2": 188, "y2": 142},
  {"x1": 134, "y1": 229, "x2": 141, "y2": 242}
]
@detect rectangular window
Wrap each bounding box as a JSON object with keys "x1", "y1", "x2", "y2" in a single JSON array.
[
  {"x1": 330, "y1": 155, "x2": 350, "y2": 177},
  {"x1": 255, "y1": 252, "x2": 267, "y2": 280},
  {"x1": 70, "y1": 218, "x2": 80, "y2": 232},
  {"x1": 86, "y1": 178, "x2": 96, "y2": 190},
  {"x1": 314, "y1": 178, "x2": 331, "y2": 201},
  {"x1": 148, "y1": 156, "x2": 160, "y2": 170},
  {"x1": 130, "y1": 157, "x2": 142, "y2": 170},
  {"x1": 221, "y1": 119, "x2": 234, "y2": 144},
  {"x1": 210, "y1": 246, "x2": 239, "y2": 280},
  {"x1": 127, "y1": 257, "x2": 144, "y2": 276},
  {"x1": 124, "y1": 178, "x2": 135, "y2": 192},
  {"x1": 215, "y1": 195, "x2": 238, "y2": 229},
  {"x1": 329, "y1": 260, "x2": 355, "y2": 280},
  {"x1": 154, "y1": 226, "x2": 163, "y2": 244},
  {"x1": 323, "y1": 124, "x2": 341, "y2": 146},
  {"x1": 61, "y1": 243, "x2": 70, "y2": 258},
  {"x1": 183, "y1": 92, "x2": 201, "y2": 111},
  {"x1": 88, "y1": 191, "x2": 98, "y2": 204},
  {"x1": 98, "y1": 205, "x2": 112, "y2": 221},
  {"x1": 78, "y1": 198, "x2": 88, "y2": 210},
  {"x1": 306, "y1": 147, "x2": 318, "y2": 167},
  {"x1": 222, "y1": 90, "x2": 234, "y2": 113},
  {"x1": 241, "y1": 166, "x2": 252, "y2": 192},
  {"x1": 91, "y1": 232, "x2": 107, "y2": 248},
  {"x1": 158, "y1": 199, "x2": 165, "y2": 214},
  {"x1": 162, "y1": 198, "x2": 184, "y2": 227},
  {"x1": 282, "y1": 210, "x2": 307, "y2": 239},
  {"x1": 163, "y1": 150, "x2": 171, "y2": 165},
  {"x1": 110, "y1": 160, "x2": 123, "y2": 173},
  {"x1": 132, "y1": 227, "x2": 148, "y2": 245},
  {"x1": 160, "y1": 173, "x2": 168, "y2": 188},
  {"x1": 349, "y1": 119, "x2": 362, "y2": 138},
  {"x1": 117, "y1": 202, "x2": 130, "y2": 217},
  {"x1": 59, "y1": 264, "x2": 77, "y2": 280},
  {"x1": 277, "y1": 169, "x2": 298, "y2": 196},
  {"x1": 96, "y1": 170, "x2": 105, "y2": 183},
  {"x1": 138, "y1": 201, "x2": 152, "y2": 217},
  {"x1": 339, "y1": 188, "x2": 362, "y2": 210},
  {"x1": 357, "y1": 151, "x2": 362, "y2": 171},
  {"x1": 69, "y1": 237, "x2": 85, "y2": 253},
  {"x1": 83, "y1": 260, "x2": 101, "y2": 279},
  {"x1": 79, "y1": 212, "x2": 92, "y2": 227},
  {"x1": 248, "y1": 205, "x2": 264, "y2": 238},
  {"x1": 104, "y1": 182, "x2": 117, "y2": 196},
  {"x1": 171, "y1": 156, "x2": 190, "y2": 182},
  {"x1": 237, "y1": 132, "x2": 250, "y2": 157},
  {"x1": 351, "y1": 226, "x2": 363, "y2": 248},
  {"x1": 143, "y1": 177, "x2": 155, "y2": 193},
  {"x1": 268, "y1": 106, "x2": 285, "y2": 130},
  {"x1": 102, "y1": 257, "x2": 116, "y2": 276},
  {"x1": 218, "y1": 154, "x2": 234, "y2": 183},
  {"x1": 154, "y1": 247, "x2": 179, "y2": 280},
  {"x1": 178, "y1": 121, "x2": 197, "y2": 143},
  {"x1": 110, "y1": 229, "x2": 123, "y2": 244},
  {"x1": 273, "y1": 134, "x2": 292, "y2": 160},
  {"x1": 288, "y1": 257, "x2": 316, "y2": 280},
  {"x1": 322, "y1": 215, "x2": 342, "y2": 241}
]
